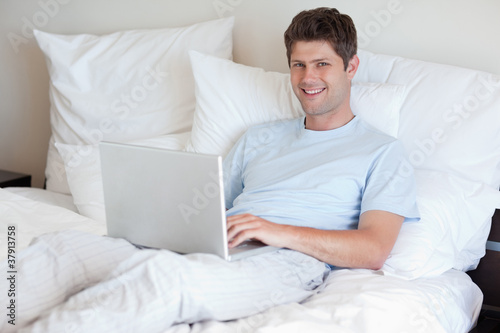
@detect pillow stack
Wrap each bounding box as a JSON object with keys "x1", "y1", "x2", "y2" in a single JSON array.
[
  {"x1": 354, "y1": 49, "x2": 500, "y2": 278},
  {"x1": 35, "y1": 17, "x2": 234, "y2": 195}
]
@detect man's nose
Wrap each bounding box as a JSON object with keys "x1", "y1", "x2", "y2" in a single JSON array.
[{"x1": 302, "y1": 67, "x2": 318, "y2": 84}]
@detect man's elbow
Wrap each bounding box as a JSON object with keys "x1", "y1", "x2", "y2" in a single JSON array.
[
  {"x1": 367, "y1": 258, "x2": 386, "y2": 271},
  {"x1": 366, "y1": 248, "x2": 391, "y2": 270}
]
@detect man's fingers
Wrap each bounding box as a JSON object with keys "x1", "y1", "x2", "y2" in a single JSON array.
[
  {"x1": 226, "y1": 214, "x2": 262, "y2": 247},
  {"x1": 227, "y1": 218, "x2": 254, "y2": 242},
  {"x1": 226, "y1": 214, "x2": 287, "y2": 249},
  {"x1": 227, "y1": 225, "x2": 257, "y2": 248}
]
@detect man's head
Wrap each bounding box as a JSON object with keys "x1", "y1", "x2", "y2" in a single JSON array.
[
  {"x1": 284, "y1": 8, "x2": 359, "y2": 130},
  {"x1": 284, "y1": 7, "x2": 357, "y2": 71}
]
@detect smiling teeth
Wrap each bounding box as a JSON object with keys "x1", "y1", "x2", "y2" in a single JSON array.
[{"x1": 304, "y1": 88, "x2": 324, "y2": 94}]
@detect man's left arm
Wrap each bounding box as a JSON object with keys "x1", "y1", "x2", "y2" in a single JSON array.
[{"x1": 226, "y1": 210, "x2": 403, "y2": 270}]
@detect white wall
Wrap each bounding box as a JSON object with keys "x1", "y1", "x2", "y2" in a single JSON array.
[{"x1": 1, "y1": 0, "x2": 499, "y2": 188}]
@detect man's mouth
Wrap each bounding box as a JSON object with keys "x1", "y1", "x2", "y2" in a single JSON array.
[{"x1": 302, "y1": 88, "x2": 325, "y2": 95}]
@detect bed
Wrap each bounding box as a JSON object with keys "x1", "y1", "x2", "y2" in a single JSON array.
[{"x1": 1, "y1": 9, "x2": 499, "y2": 333}]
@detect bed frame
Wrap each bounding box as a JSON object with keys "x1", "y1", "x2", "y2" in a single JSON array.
[
  {"x1": 467, "y1": 208, "x2": 500, "y2": 331},
  {"x1": 467, "y1": 208, "x2": 500, "y2": 308}
]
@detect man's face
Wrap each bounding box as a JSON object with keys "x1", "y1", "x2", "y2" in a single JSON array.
[{"x1": 290, "y1": 40, "x2": 357, "y2": 121}]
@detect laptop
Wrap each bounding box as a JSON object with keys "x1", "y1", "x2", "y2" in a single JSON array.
[{"x1": 99, "y1": 141, "x2": 278, "y2": 261}]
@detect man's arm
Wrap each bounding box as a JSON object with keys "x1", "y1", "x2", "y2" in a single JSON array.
[{"x1": 226, "y1": 210, "x2": 403, "y2": 270}]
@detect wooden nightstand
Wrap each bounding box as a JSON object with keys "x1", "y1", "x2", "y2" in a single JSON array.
[{"x1": 0, "y1": 170, "x2": 31, "y2": 187}]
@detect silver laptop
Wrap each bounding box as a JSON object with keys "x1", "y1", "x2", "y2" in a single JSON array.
[{"x1": 99, "y1": 141, "x2": 278, "y2": 261}]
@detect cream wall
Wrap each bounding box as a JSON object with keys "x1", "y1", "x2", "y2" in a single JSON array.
[{"x1": 1, "y1": 0, "x2": 499, "y2": 188}]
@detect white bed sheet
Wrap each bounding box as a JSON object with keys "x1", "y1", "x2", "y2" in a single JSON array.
[
  {"x1": 0, "y1": 188, "x2": 482, "y2": 332},
  {"x1": 3, "y1": 187, "x2": 78, "y2": 212},
  {"x1": 174, "y1": 268, "x2": 482, "y2": 333},
  {"x1": 0, "y1": 188, "x2": 105, "y2": 260}
]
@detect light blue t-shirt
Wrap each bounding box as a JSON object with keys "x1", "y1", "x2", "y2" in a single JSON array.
[{"x1": 223, "y1": 116, "x2": 420, "y2": 231}]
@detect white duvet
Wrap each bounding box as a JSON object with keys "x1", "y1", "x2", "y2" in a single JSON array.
[{"x1": 0, "y1": 188, "x2": 482, "y2": 332}]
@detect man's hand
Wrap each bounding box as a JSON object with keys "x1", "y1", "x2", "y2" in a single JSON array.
[{"x1": 226, "y1": 214, "x2": 291, "y2": 249}]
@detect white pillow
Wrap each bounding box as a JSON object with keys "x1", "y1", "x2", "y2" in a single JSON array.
[
  {"x1": 34, "y1": 17, "x2": 234, "y2": 194},
  {"x1": 353, "y1": 49, "x2": 500, "y2": 278},
  {"x1": 382, "y1": 170, "x2": 500, "y2": 279},
  {"x1": 55, "y1": 133, "x2": 191, "y2": 222},
  {"x1": 185, "y1": 51, "x2": 406, "y2": 157},
  {"x1": 355, "y1": 49, "x2": 500, "y2": 189}
]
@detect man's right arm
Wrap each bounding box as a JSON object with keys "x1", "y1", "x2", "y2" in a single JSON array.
[{"x1": 227, "y1": 209, "x2": 403, "y2": 270}]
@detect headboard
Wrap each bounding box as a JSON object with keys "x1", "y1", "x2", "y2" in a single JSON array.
[{"x1": 468, "y1": 209, "x2": 500, "y2": 309}]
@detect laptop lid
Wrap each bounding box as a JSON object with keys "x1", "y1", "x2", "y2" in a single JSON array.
[{"x1": 99, "y1": 142, "x2": 229, "y2": 259}]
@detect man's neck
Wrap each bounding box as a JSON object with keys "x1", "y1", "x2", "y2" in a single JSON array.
[{"x1": 304, "y1": 110, "x2": 355, "y2": 131}]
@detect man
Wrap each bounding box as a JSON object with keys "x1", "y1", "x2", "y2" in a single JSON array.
[
  {"x1": 2, "y1": 7, "x2": 419, "y2": 332},
  {"x1": 226, "y1": 7, "x2": 419, "y2": 270}
]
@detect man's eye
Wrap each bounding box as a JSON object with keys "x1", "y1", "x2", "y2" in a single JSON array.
[
  {"x1": 294, "y1": 63, "x2": 304, "y2": 67},
  {"x1": 318, "y1": 62, "x2": 328, "y2": 67}
]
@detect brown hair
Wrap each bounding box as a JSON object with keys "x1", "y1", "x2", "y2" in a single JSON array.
[{"x1": 284, "y1": 7, "x2": 357, "y2": 70}]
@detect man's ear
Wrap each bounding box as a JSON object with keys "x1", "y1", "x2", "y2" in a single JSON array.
[{"x1": 346, "y1": 54, "x2": 359, "y2": 80}]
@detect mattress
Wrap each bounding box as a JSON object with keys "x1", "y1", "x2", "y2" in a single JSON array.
[{"x1": 3, "y1": 187, "x2": 78, "y2": 212}]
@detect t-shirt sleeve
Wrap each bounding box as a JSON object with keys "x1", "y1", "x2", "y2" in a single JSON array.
[{"x1": 360, "y1": 140, "x2": 420, "y2": 222}]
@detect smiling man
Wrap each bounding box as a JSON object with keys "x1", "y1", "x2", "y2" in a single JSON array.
[
  {"x1": 7, "y1": 8, "x2": 420, "y2": 332},
  {"x1": 225, "y1": 7, "x2": 419, "y2": 270}
]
